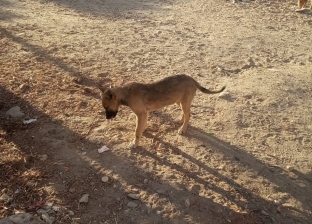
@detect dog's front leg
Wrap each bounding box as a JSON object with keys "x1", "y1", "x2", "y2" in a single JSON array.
[{"x1": 129, "y1": 112, "x2": 147, "y2": 148}]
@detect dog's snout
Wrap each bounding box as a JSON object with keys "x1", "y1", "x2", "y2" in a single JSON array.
[{"x1": 106, "y1": 110, "x2": 118, "y2": 119}]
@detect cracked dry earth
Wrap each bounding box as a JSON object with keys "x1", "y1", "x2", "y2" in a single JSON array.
[{"x1": 0, "y1": 0, "x2": 312, "y2": 223}]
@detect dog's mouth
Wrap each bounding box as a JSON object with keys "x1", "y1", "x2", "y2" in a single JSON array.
[{"x1": 106, "y1": 110, "x2": 118, "y2": 120}]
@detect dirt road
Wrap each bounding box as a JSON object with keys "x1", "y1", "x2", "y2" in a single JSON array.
[{"x1": 1, "y1": 0, "x2": 312, "y2": 223}]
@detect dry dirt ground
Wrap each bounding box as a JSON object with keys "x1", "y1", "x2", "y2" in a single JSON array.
[{"x1": 1, "y1": 0, "x2": 312, "y2": 223}]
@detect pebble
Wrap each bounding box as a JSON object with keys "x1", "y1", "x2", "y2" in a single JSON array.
[
  {"x1": 143, "y1": 179, "x2": 148, "y2": 184},
  {"x1": 101, "y1": 176, "x2": 109, "y2": 183},
  {"x1": 52, "y1": 205, "x2": 60, "y2": 212},
  {"x1": 6, "y1": 213, "x2": 45, "y2": 224},
  {"x1": 156, "y1": 152, "x2": 163, "y2": 156},
  {"x1": 38, "y1": 154, "x2": 48, "y2": 161},
  {"x1": 146, "y1": 203, "x2": 152, "y2": 214},
  {"x1": 156, "y1": 210, "x2": 162, "y2": 215},
  {"x1": 79, "y1": 194, "x2": 89, "y2": 203},
  {"x1": 128, "y1": 193, "x2": 140, "y2": 200},
  {"x1": 274, "y1": 199, "x2": 280, "y2": 205},
  {"x1": 69, "y1": 187, "x2": 76, "y2": 193},
  {"x1": 37, "y1": 209, "x2": 54, "y2": 224},
  {"x1": 5, "y1": 106, "x2": 25, "y2": 118},
  {"x1": 218, "y1": 91, "x2": 233, "y2": 101},
  {"x1": 23, "y1": 118, "x2": 37, "y2": 124},
  {"x1": 68, "y1": 210, "x2": 75, "y2": 216},
  {"x1": 156, "y1": 189, "x2": 166, "y2": 194},
  {"x1": 185, "y1": 199, "x2": 191, "y2": 208},
  {"x1": 19, "y1": 83, "x2": 29, "y2": 92},
  {"x1": 127, "y1": 201, "x2": 138, "y2": 208},
  {"x1": 261, "y1": 210, "x2": 269, "y2": 216},
  {"x1": 286, "y1": 166, "x2": 294, "y2": 171},
  {"x1": 207, "y1": 184, "x2": 213, "y2": 189}
]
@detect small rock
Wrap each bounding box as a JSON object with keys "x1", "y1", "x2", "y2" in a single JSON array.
[
  {"x1": 101, "y1": 176, "x2": 109, "y2": 183},
  {"x1": 69, "y1": 187, "x2": 76, "y2": 193},
  {"x1": 23, "y1": 118, "x2": 37, "y2": 124},
  {"x1": 156, "y1": 210, "x2": 162, "y2": 215},
  {"x1": 217, "y1": 165, "x2": 225, "y2": 170},
  {"x1": 7, "y1": 213, "x2": 45, "y2": 224},
  {"x1": 276, "y1": 205, "x2": 282, "y2": 213},
  {"x1": 98, "y1": 145, "x2": 109, "y2": 153},
  {"x1": 128, "y1": 194, "x2": 140, "y2": 200},
  {"x1": 207, "y1": 184, "x2": 213, "y2": 189},
  {"x1": 185, "y1": 199, "x2": 191, "y2": 208},
  {"x1": 127, "y1": 201, "x2": 138, "y2": 208},
  {"x1": 132, "y1": 188, "x2": 139, "y2": 192},
  {"x1": 286, "y1": 166, "x2": 294, "y2": 171},
  {"x1": 37, "y1": 209, "x2": 54, "y2": 224},
  {"x1": 146, "y1": 203, "x2": 152, "y2": 214},
  {"x1": 261, "y1": 210, "x2": 269, "y2": 216},
  {"x1": 5, "y1": 106, "x2": 25, "y2": 118},
  {"x1": 0, "y1": 193, "x2": 12, "y2": 203},
  {"x1": 52, "y1": 205, "x2": 60, "y2": 212},
  {"x1": 274, "y1": 199, "x2": 280, "y2": 205},
  {"x1": 156, "y1": 189, "x2": 166, "y2": 194},
  {"x1": 19, "y1": 83, "x2": 29, "y2": 92},
  {"x1": 38, "y1": 154, "x2": 48, "y2": 161},
  {"x1": 79, "y1": 194, "x2": 89, "y2": 203},
  {"x1": 218, "y1": 91, "x2": 234, "y2": 102},
  {"x1": 143, "y1": 179, "x2": 148, "y2": 184},
  {"x1": 68, "y1": 210, "x2": 74, "y2": 216}
]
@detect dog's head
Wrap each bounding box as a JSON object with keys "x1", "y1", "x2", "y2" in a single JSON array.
[{"x1": 99, "y1": 87, "x2": 119, "y2": 119}]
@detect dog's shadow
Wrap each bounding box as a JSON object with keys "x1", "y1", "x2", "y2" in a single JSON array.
[{"x1": 132, "y1": 110, "x2": 311, "y2": 222}]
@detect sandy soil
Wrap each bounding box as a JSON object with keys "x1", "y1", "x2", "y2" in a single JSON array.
[{"x1": 1, "y1": 0, "x2": 312, "y2": 223}]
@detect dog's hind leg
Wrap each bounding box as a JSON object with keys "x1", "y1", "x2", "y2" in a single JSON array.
[
  {"x1": 176, "y1": 103, "x2": 184, "y2": 123},
  {"x1": 178, "y1": 102, "x2": 191, "y2": 135}
]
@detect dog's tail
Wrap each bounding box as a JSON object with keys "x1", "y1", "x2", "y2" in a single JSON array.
[{"x1": 195, "y1": 81, "x2": 225, "y2": 94}]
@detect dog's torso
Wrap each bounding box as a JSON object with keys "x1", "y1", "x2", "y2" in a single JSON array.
[{"x1": 123, "y1": 75, "x2": 197, "y2": 112}]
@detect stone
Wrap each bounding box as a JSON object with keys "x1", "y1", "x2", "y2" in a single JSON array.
[
  {"x1": 286, "y1": 166, "x2": 294, "y2": 171},
  {"x1": 156, "y1": 189, "x2": 166, "y2": 194},
  {"x1": 79, "y1": 194, "x2": 89, "y2": 203},
  {"x1": 185, "y1": 199, "x2": 191, "y2": 208},
  {"x1": 0, "y1": 213, "x2": 45, "y2": 224},
  {"x1": 128, "y1": 194, "x2": 140, "y2": 200},
  {"x1": 146, "y1": 203, "x2": 152, "y2": 214},
  {"x1": 5, "y1": 106, "x2": 25, "y2": 118},
  {"x1": 261, "y1": 210, "x2": 269, "y2": 216},
  {"x1": 127, "y1": 201, "x2": 138, "y2": 208},
  {"x1": 38, "y1": 154, "x2": 48, "y2": 161},
  {"x1": 101, "y1": 176, "x2": 109, "y2": 183}
]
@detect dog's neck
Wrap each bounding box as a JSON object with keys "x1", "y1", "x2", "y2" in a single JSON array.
[{"x1": 115, "y1": 87, "x2": 129, "y2": 106}]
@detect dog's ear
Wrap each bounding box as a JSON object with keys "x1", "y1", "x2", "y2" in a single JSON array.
[
  {"x1": 99, "y1": 85, "x2": 107, "y2": 93},
  {"x1": 105, "y1": 89, "x2": 116, "y2": 101}
]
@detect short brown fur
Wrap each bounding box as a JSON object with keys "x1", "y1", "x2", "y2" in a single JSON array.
[
  {"x1": 298, "y1": 0, "x2": 312, "y2": 9},
  {"x1": 100, "y1": 74, "x2": 225, "y2": 148}
]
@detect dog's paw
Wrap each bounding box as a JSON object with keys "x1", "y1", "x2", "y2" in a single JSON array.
[
  {"x1": 128, "y1": 142, "x2": 137, "y2": 149},
  {"x1": 178, "y1": 128, "x2": 184, "y2": 135}
]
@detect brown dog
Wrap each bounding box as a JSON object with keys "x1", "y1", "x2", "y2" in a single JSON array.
[{"x1": 100, "y1": 74, "x2": 225, "y2": 148}]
